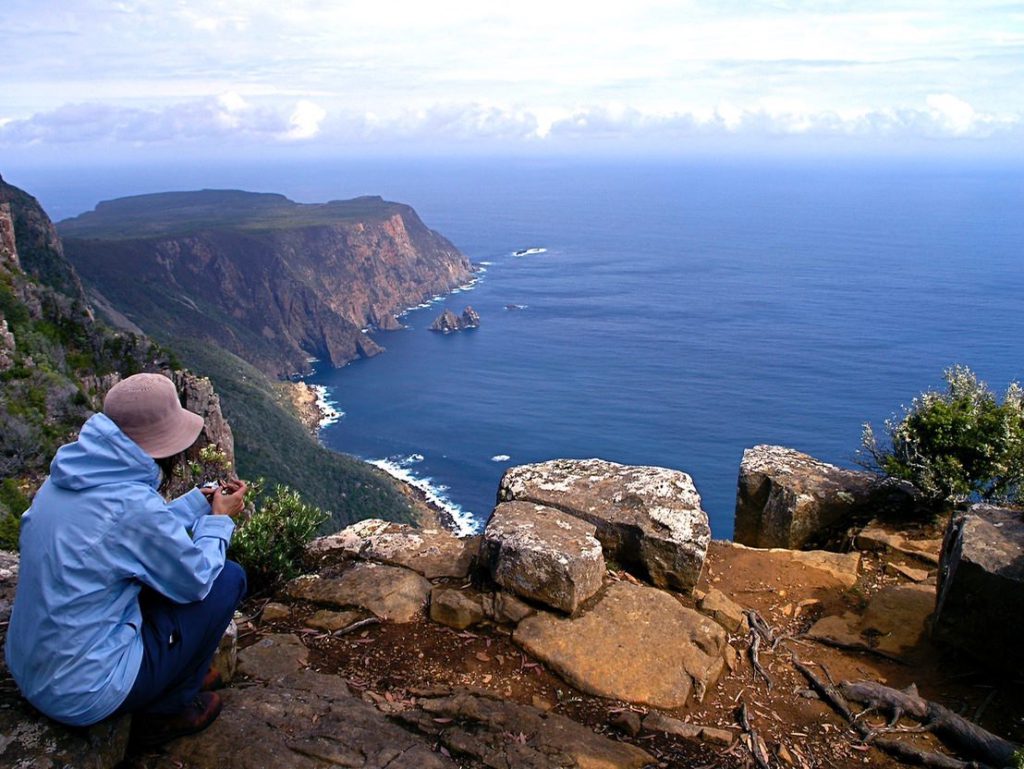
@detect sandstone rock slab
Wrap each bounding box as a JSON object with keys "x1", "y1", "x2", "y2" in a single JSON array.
[
  {"x1": 642, "y1": 712, "x2": 735, "y2": 747},
  {"x1": 698, "y1": 587, "x2": 748, "y2": 633},
  {"x1": 310, "y1": 519, "x2": 478, "y2": 579},
  {"x1": 260, "y1": 601, "x2": 291, "y2": 622},
  {"x1": 514, "y1": 582, "x2": 728, "y2": 709},
  {"x1": 856, "y1": 523, "x2": 942, "y2": 565},
  {"x1": 430, "y1": 586, "x2": 485, "y2": 629},
  {"x1": 237, "y1": 633, "x2": 308, "y2": 682},
  {"x1": 807, "y1": 583, "x2": 935, "y2": 659},
  {"x1": 304, "y1": 609, "x2": 363, "y2": 632},
  {"x1": 482, "y1": 590, "x2": 536, "y2": 625},
  {"x1": 481, "y1": 501, "x2": 605, "y2": 613},
  {"x1": 150, "y1": 669, "x2": 453, "y2": 769},
  {"x1": 735, "y1": 445, "x2": 913, "y2": 549},
  {"x1": 724, "y1": 542, "x2": 861, "y2": 588},
  {"x1": 285, "y1": 563, "x2": 431, "y2": 622},
  {"x1": 396, "y1": 688, "x2": 652, "y2": 769},
  {"x1": 500, "y1": 459, "x2": 711, "y2": 593},
  {"x1": 933, "y1": 504, "x2": 1024, "y2": 670}
]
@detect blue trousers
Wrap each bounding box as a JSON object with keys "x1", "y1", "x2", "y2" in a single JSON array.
[{"x1": 118, "y1": 560, "x2": 246, "y2": 716}]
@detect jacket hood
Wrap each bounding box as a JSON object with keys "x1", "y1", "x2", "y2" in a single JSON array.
[{"x1": 49, "y1": 413, "x2": 161, "y2": 491}]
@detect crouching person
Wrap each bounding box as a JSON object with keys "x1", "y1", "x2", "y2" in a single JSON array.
[{"x1": 4, "y1": 373, "x2": 248, "y2": 747}]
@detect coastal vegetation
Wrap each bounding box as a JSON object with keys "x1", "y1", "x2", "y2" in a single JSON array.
[
  {"x1": 861, "y1": 365, "x2": 1024, "y2": 507},
  {"x1": 229, "y1": 479, "x2": 328, "y2": 593}
]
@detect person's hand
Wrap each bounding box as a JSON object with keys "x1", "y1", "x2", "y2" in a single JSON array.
[{"x1": 210, "y1": 479, "x2": 248, "y2": 518}]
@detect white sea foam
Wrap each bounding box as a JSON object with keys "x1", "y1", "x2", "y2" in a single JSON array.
[
  {"x1": 369, "y1": 458, "x2": 479, "y2": 536},
  {"x1": 491, "y1": 454, "x2": 511, "y2": 462},
  {"x1": 311, "y1": 384, "x2": 344, "y2": 429},
  {"x1": 513, "y1": 247, "x2": 547, "y2": 256},
  {"x1": 402, "y1": 453, "x2": 425, "y2": 465},
  {"x1": 479, "y1": 261, "x2": 493, "y2": 266}
]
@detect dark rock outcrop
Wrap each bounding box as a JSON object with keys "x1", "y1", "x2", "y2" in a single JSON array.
[
  {"x1": 429, "y1": 306, "x2": 480, "y2": 333},
  {"x1": 499, "y1": 458, "x2": 711, "y2": 593},
  {"x1": 60, "y1": 191, "x2": 473, "y2": 376},
  {"x1": 734, "y1": 445, "x2": 915, "y2": 549},
  {"x1": 932, "y1": 504, "x2": 1024, "y2": 670}
]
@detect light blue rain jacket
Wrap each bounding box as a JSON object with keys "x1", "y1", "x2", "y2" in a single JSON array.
[{"x1": 4, "y1": 412, "x2": 235, "y2": 726}]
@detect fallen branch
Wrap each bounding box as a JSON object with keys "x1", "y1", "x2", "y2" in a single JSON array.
[
  {"x1": 841, "y1": 681, "x2": 1019, "y2": 768},
  {"x1": 791, "y1": 657, "x2": 986, "y2": 769},
  {"x1": 749, "y1": 630, "x2": 772, "y2": 691},
  {"x1": 332, "y1": 617, "x2": 381, "y2": 637},
  {"x1": 736, "y1": 700, "x2": 772, "y2": 769}
]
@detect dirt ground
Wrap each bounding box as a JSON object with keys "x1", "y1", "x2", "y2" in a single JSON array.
[{"x1": 235, "y1": 527, "x2": 1023, "y2": 769}]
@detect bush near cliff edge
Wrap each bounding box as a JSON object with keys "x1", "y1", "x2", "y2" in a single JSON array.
[
  {"x1": 228, "y1": 480, "x2": 328, "y2": 593},
  {"x1": 861, "y1": 365, "x2": 1024, "y2": 507}
]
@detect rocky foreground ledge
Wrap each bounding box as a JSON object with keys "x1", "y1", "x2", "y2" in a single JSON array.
[{"x1": 1, "y1": 456, "x2": 1021, "y2": 769}]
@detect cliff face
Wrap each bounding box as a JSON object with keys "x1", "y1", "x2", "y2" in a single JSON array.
[
  {"x1": 0, "y1": 179, "x2": 419, "y2": 530},
  {"x1": 60, "y1": 192, "x2": 474, "y2": 377}
]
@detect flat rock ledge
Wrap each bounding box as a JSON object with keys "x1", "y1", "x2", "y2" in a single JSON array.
[
  {"x1": 309, "y1": 519, "x2": 478, "y2": 580},
  {"x1": 499, "y1": 458, "x2": 711, "y2": 593},
  {"x1": 285, "y1": 563, "x2": 431, "y2": 623},
  {"x1": 480, "y1": 501, "x2": 605, "y2": 613},
  {"x1": 724, "y1": 542, "x2": 861, "y2": 588},
  {"x1": 734, "y1": 445, "x2": 914, "y2": 549},
  {"x1": 933, "y1": 504, "x2": 1024, "y2": 671},
  {"x1": 514, "y1": 581, "x2": 728, "y2": 709},
  {"x1": 150, "y1": 669, "x2": 454, "y2": 769},
  {"x1": 396, "y1": 688, "x2": 653, "y2": 769}
]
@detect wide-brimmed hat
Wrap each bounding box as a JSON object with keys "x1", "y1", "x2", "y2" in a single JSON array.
[{"x1": 103, "y1": 373, "x2": 205, "y2": 459}]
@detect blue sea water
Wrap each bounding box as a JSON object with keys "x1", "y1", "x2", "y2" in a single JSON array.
[{"x1": 12, "y1": 157, "x2": 1024, "y2": 537}]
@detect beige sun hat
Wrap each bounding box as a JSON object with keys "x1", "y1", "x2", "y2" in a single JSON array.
[{"x1": 103, "y1": 373, "x2": 205, "y2": 459}]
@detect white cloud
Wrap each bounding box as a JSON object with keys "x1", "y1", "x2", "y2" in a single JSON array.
[
  {"x1": 284, "y1": 100, "x2": 326, "y2": 140},
  {"x1": 926, "y1": 93, "x2": 978, "y2": 136}
]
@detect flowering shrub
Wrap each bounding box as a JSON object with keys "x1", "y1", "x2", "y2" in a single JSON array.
[{"x1": 861, "y1": 366, "x2": 1024, "y2": 506}]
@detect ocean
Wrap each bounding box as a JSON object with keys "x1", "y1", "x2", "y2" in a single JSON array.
[{"x1": 14, "y1": 157, "x2": 1024, "y2": 537}]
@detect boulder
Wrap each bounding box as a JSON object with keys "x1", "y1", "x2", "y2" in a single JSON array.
[
  {"x1": 932, "y1": 504, "x2": 1024, "y2": 669},
  {"x1": 260, "y1": 602, "x2": 291, "y2": 622},
  {"x1": 237, "y1": 633, "x2": 308, "y2": 682},
  {"x1": 395, "y1": 688, "x2": 652, "y2": 769},
  {"x1": 285, "y1": 563, "x2": 432, "y2": 623},
  {"x1": 480, "y1": 501, "x2": 605, "y2": 613},
  {"x1": 499, "y1": 459, "x2": 710, "y2": 593},
  {"x1": 734, "y1": 445, "x2": 913, "y2": 549},
  {"x1": 310, "y1": 519, "x2": 478, "y2": 579},
  {"x1": 514, "y1": 582, "x2": 728, "y2": 709},
  {"x1": 430, "y1": 586, "x2": 485, "y2": 630},
  {"x1": 152, "y1": 669, "x2": 454, "y2": 769}
]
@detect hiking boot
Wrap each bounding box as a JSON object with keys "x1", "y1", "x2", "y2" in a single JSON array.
[
  {"x1": 130, "y1": 692, "x2": 223, "y2": 748},
  {"x1": 200, "y1": 666, "x2": 224, "y2": 692}
]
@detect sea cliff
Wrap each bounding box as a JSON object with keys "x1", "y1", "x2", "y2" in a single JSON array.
[{"x1": 60, "y1": 191, "x2": 474, "y2": 377}]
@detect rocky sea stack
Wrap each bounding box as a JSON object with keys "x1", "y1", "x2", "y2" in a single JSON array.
[{"x1": 430, "y1": 306, "x2": 480, "y2": 333}]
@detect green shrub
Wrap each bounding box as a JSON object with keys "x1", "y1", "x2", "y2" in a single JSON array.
[
  {"x1": 861, "y1": 366, "x2": 1024, "y2": 505},
  {"x1": 1015, "y1": 748, "x2": 1024, "y2": 769},
  {"x1": 228, "y1": 480, "x2": 328, "y2": 593},
  {"x1": 0, "y1": 478, "x2": 31, "y2": 551}
]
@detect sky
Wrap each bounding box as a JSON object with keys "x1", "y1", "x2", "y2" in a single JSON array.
[{"x1": 1, "y1": 0, "x2": 1023, "y2": 162}]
